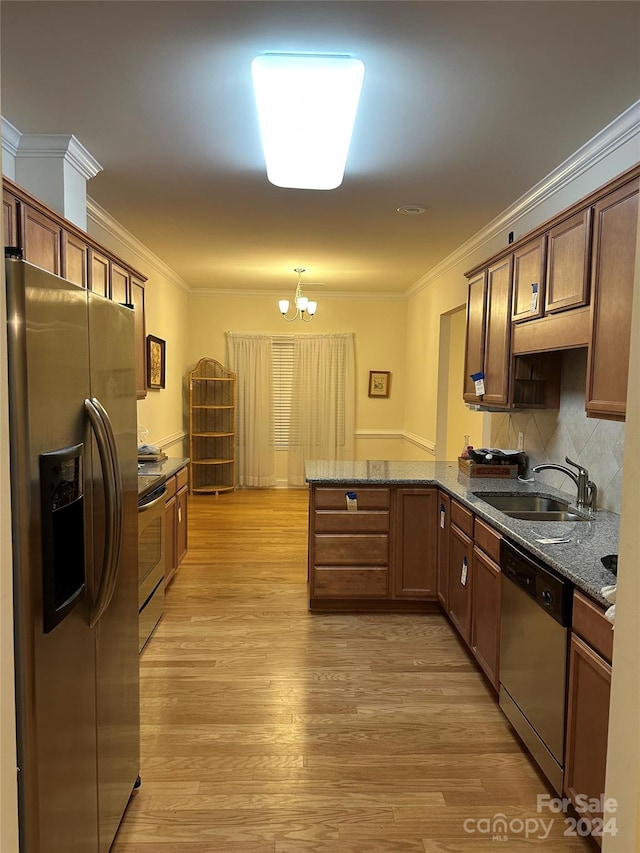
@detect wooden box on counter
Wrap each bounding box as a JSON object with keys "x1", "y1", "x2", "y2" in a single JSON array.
[{"x1": 458, "y1": 458, "x2": 518, "y2": 478}]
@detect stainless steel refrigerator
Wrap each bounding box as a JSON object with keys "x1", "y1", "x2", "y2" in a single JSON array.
[{"x1": 6, "y1": 257, "x2": 140, "y2": 853}]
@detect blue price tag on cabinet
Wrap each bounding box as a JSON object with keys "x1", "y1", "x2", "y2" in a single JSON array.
[{"x1": 345, "y1": 491, "x2": 358, "y2": 511}]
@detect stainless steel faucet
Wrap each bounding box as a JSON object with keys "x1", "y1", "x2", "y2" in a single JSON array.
[{"x1": 532, "y1": 456, "x2": 597, "y2": 511}]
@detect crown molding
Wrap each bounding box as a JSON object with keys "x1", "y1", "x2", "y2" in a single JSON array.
[
  {"x1": 16, "y1": 133, "x2": 103, "y2": 180},
  {"x1": 86, "y1": 197, "x2": 191, "y2": 295},
  {"x1": 1, "y1": 117, "x2": 21, "y2": 159},
  {"x1": 406, "y1": 99, "x2": 640, "y2": 299}
]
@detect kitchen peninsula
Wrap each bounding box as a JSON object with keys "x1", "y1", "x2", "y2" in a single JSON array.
[{"x1": 306, "y1": 459, "x2": 619, "y2": 609}]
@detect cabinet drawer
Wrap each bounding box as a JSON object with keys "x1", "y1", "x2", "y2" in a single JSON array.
[
  {"x1": 164, "y1": 474, "x2": 177, "y2": 500},
  {"x1": 314, "y1": 534, "x2": 388, "y2": 566},
  {"x1": 314, "y1": 510, "x2": 389, "y2": 534},
  {"x1": 473, "y1": 517, "x2": 501, "y2": 564},
  {"x1": 176, "y1": 466, "x2": 189, "y2": 491},
  {"x1": 451, "y1": 500, "x2": 473, "y2": 537},
  {"x1": 572, "y1": 590, "x2": 613, "y2": 663},
  {"x1": 314, "y1": 487, "x2": 390, "y2": 510},
  {"x1": 313, "y1": 567, "x2": 388, "y2": 598}
]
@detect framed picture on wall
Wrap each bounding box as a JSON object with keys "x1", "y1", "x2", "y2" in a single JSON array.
[
  {"x1": 146, "y1": 335, "x2": 166, "y2": 389},
  {"x1": 368, "y1": 370, "x2": 391, "y2": 398}
]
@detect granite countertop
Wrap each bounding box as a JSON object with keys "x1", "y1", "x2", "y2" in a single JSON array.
[
  {"x1": 138, "y1": 456, "x2": 189, "y2": 498},
  {"x1": 305, "y1": 460, "x2": 619, "y2": 606}
]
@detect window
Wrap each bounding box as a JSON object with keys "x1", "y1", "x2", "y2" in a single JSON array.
[{"x1": 272, "y1": 338, "x2": 294, "y2": 448}]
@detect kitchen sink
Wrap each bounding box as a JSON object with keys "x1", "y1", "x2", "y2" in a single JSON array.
[{"x1": 474, "y1": 493, "x2": 589, "y2": 522}]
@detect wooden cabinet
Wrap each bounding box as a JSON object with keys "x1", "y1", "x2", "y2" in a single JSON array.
[
  {"x1": 483, "y1": 255, "x2": 513, "y2": 406},
  {"x1": 511, "y1": 236, "x2": 546, "y2": 323},
  {"x1": 3, "y1": 190, "x2": 20, "y2": 248},
  {"x1": 436, "y1": 490, "x2": 450, "y2": 609},
  {"x1": 393, "y1": 488, "x2": 437, "y2": 599},
  {"x1": 3, "y1": 178, "x2": 147, "y2": 401},
  {"x1": 189, "y1": 358, "x2": 236, "y2": 494},
  {"x1": 111, "y1": 261, "x2": 130, "y2": 305},
  {"x1": 448, "y1": 516, "x2": 473, "y2": 645},
  {"x1": 545, "y1": 209, "x2": 592, "y2": 314},
  {"x1": 164, "y1": 466, "x2": 189, "y2": 587},
  {"x1": 463, "y1": 272, "x2": 487, "y2": 403},
  {"x1": 470, "y1": 519, "x2": 501, "y2": 691},
  {"x1": 462, "y1": 256, "x2": 512, "y2": 408},
  {"x1": 130, "y1": 276, "x2": 147, "y2": 400},
  {"x1": 586, "y1": 178, "x2": 639, "y2": 420},
  {"x1": 310, "y1": 486, "x2": 391, "y2": 604},
  {"x1": 22, "y1": 203, "x2": 62, "y2": 274},
  {"x1": 564, "y1": 591, "x2": 613, "y2": 842},
  {"x1": 88, "y1": 248, "x2": 109, "y2": 297},
  {"x1": 62, "y1": 230, "x2": 88, "y2": 287}
]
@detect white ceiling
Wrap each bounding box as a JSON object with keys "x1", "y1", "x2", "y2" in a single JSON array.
[{"x1": 1, "y1": 2, "x2": 638, "y2": 295}]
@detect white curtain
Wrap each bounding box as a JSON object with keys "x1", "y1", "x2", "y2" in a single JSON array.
[
  {"x1": 287, "y1": 333, "x2": 356, "y2": 487},
  {"x1": 225, "y1": 333, "x2": 276, "y2": 488}
]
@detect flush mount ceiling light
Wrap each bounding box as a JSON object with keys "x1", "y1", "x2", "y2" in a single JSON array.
[
  {"x1": 279, "y1": 267, "x2": 317, "y2": 322},
  {"x1": 251, "y1": 53, "x2": 365, "y2": 190}
]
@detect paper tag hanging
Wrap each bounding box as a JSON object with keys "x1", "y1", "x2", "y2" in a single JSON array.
[
  {"x1": 470, "y1": 371, "x2": 485, "y2": 396},
  {"x1": 530, "y1": 282, "x2": 539, "y2": 312},
  {"x1": 461, "y1": 556, "x2": 468, "y2": 586},
  {"x1": 440, "y1": 504, "x2": 446, "y2": 529},
  {"x1": 345, "y1": 491, "x2": 358, "y2": 512}
]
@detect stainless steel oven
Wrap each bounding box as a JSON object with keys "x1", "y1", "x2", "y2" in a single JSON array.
[
  {"x1": 499, "y1": 539, "x2": 572, "y2": 794},
  {"x1": 138, "y1": 483, "x2": 166, "y2": 652}
]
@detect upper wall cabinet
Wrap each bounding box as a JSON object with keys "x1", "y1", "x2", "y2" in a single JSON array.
[
  {"x1": 545, "y1": 208, "x2": 592, "y2": 314},
  {"x1": 511, "y1": 236, "x2": 546, "y2": 323},
  {"x1": 3, "y1": 177, "x2": 148, "y2": 400},
  {"x1": 463, "y1": 272, "x2": 487, "y2": 404},
  {"x1": 586, "y1": 178, "x2": 639, "y2": 420},
  {"x1": 463, "y1": 164, "x2": 639, "y2": 419}
]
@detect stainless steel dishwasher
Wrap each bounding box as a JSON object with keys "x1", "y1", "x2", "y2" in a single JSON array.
[{"x1": 499, "y1": 539, "x2": 572, "y2": 794}]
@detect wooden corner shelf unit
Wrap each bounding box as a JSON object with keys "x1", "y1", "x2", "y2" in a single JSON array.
[{"x1": 188, "y1": 358, "x2": 236, "y2": 495}]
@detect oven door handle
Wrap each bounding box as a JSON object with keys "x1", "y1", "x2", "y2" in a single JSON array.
[
  {"x1": 85, "y1": 397, "x2": 122, "y2": 627},
  {"x1": 139, "y1": 487, "x2": 167, "y2": 512}
]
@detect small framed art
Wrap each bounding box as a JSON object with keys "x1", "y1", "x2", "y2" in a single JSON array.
[
  {"x1": 368, "y1": 370, "x2": 391, "y2": 398},
  {"x1": 146, "y1": 335, "x2": 166, "y2": 389}
]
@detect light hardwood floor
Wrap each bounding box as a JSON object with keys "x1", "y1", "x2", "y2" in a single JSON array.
[{"x1": 112, "y1": 489, "x2": 595, "y2": 852}]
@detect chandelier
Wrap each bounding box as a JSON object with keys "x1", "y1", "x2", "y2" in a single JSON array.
[{"x1": 278, "y1": 268, "x2": 317, "y2": 322}]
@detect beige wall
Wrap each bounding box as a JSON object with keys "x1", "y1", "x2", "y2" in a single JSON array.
[
  {"x1": 87, "y1": 215, "x2": 191, "y2": 455},
  {"x1": 187, "y1": 290, "x2": 409, "y2": 463}
]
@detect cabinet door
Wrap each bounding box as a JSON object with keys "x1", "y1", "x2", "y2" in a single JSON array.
[
  {"x1": 3, "y1": 191, "x2": 20, "y2": 249},
  {"x1": 436, "y1": 491, "x2": 450, "y2": 609},
  {"x1": 545, "y1": 208, "x2": 592, "y2": 314},
  {"x1": 564, "y1": 633, "x2": 612, "y2": 832},
  {"x1": 164, "y1": 493, "x2": 177, "y2": 586},
  {"x1": 130, "y1": 276, "x2": 147, "y2": 400},
  {"x1": 88, "y1": 248, "x2": 110, "y2": 297},
  {"x1": 111, "y1": 262, "x2": 130, "y2": 305},
  {"x1": 176, "y1": 485, "x2": 188, "y2": 567},
  {"x1": 22, "y1": 203, "x2": 61, "y2": 274},
  {"x1": 62, "y1": 230, "x2": 88, "y2": 287},
  {"x1": 586, "y1": 178, "x2": 639, "y2": 420},
  {"x1": 471, "y1": 545, "x2": 501, "y2": 690},
  {"x1": 393, "y1": 488, "x2": 437, "y2": 599},
  {"x1": 511, "y1": 236, "x2": 546, "y2": 322},
  {"x1": 448, "y1": 524, "x2": 473, "y2": 645},
  {"x1": 463, "y1": 272, "x2": 487, "y2": 403},
  {"x1": 482, "y1": 255, "x2": 513, "y2": 406}
]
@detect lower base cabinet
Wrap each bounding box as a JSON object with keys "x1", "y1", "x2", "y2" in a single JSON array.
[
  {"x1": 165, "y1": 466, "x2": 189, "y2": 586},
  {"x1": 564, "y1": 591, "x2": 613, "y2": 844},
  {"x1": 308, "y1": 485, "x2": 437, "y2": 607},
  {"x1": 470, "y1": 545, "x2": 501, "y2": 690},
  {"x1": 448, "y1": 523, "x2": 473, "y2": 644}
]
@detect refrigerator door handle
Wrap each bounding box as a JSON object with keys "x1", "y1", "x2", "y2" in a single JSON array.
[{"x1": 85, "y1": 398, "x2": 120, "y2": 627}]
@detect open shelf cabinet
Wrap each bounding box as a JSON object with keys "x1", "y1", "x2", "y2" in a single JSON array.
[{"x1": 189, "y1": 358, "x2": 236, "y2": 494}]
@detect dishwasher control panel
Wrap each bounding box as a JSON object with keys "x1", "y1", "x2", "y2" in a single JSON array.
[{"x1": 501, "y1": 539, "x2": 572, "y2": 626}]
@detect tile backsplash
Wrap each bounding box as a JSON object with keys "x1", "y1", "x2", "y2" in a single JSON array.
[{"x1": 490, "y1": 348, "x2": 624, "y2": 514}]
